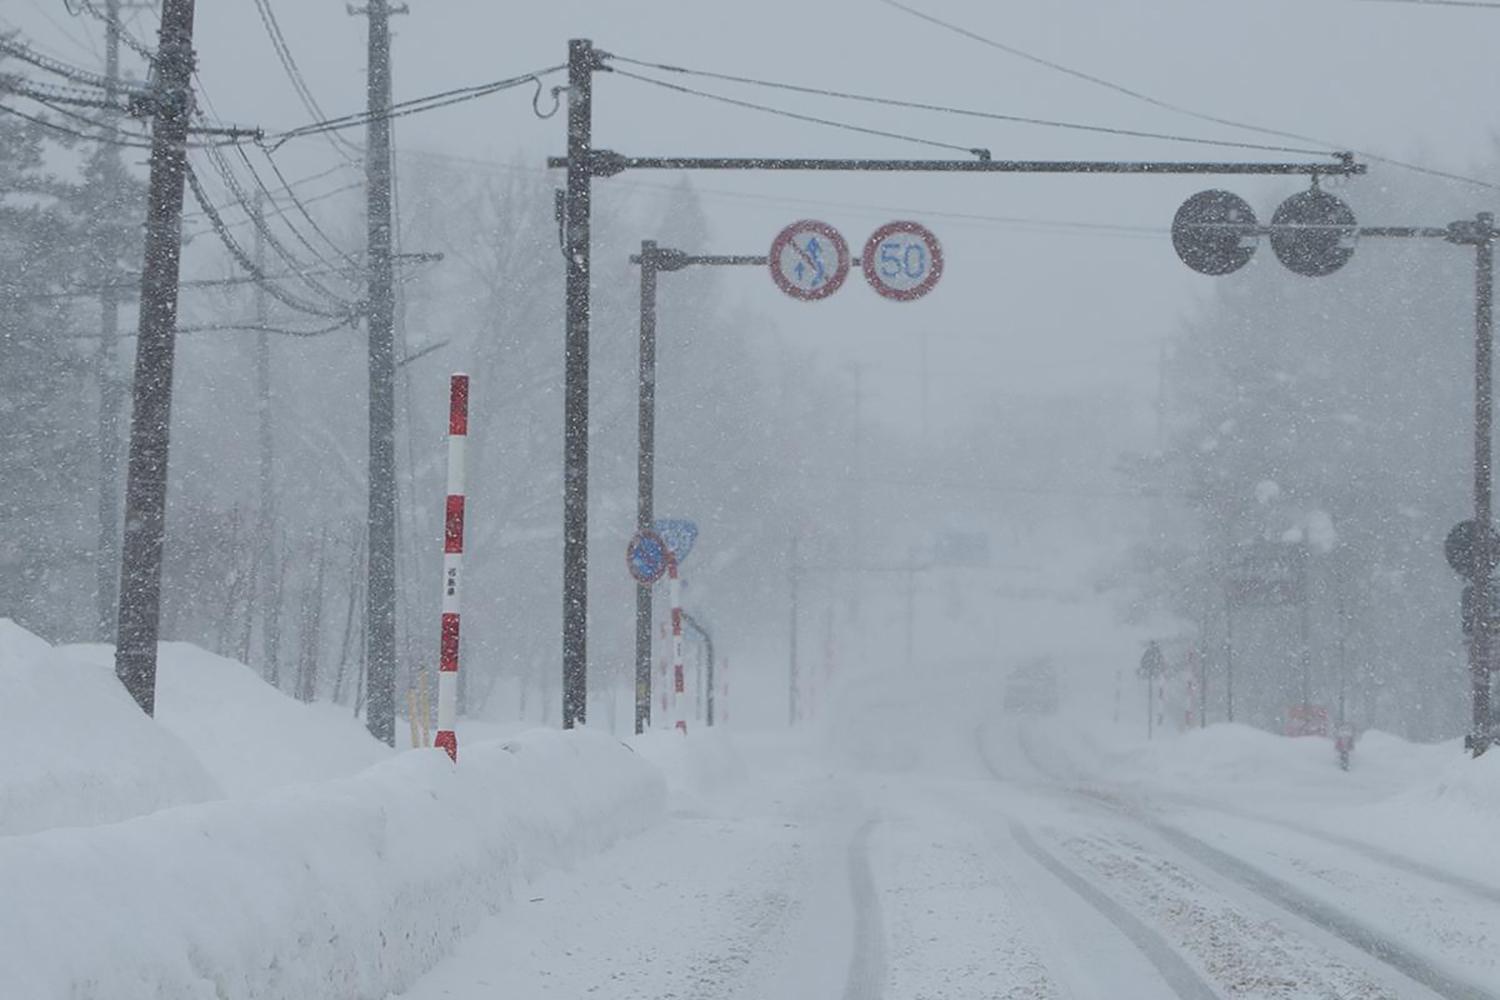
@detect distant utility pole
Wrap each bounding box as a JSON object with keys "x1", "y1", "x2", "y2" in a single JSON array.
[
  {"x1": 352, "y1": 0, "x2": 406, "y2": 746},
  {"x1": 252, "y1": 193, "x2": 280, "y2": 688},
  {"x1": 94, "y1": 0, "x2": 153, "y2": 641},
  {"x1": 113, "y1": 0, "x2": 199, "y2": 715}
]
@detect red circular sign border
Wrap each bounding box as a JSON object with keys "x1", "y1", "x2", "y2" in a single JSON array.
[
  {"x1": 862, "y1": 221, "x2": 944, "y2": 302},
  {"x1": 769, "y1": 220, "x2": 851, "y2": 302},
  {"x1": 627, "y1": 528, "x2": 670, "y2": 585}
]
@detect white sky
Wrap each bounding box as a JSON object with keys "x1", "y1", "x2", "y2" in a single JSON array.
[{"x1": 8, "y1": 0, "x2": 1500, "y2": 442}]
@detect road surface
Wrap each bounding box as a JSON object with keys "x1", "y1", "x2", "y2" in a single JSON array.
[{"x1": 397, "y1": 719, "x2": 1499, "y2": 1000}]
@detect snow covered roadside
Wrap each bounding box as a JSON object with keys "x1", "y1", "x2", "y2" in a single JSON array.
[
  {"x1": 0, "y1": 621, "x2": 220, "y2": 835},
  {"x1": 0, "y1": 729, "x2": 665, "y2": 1000},
  {"x1": 57, "y1": 640, "x2": 389, "y2": 796}
]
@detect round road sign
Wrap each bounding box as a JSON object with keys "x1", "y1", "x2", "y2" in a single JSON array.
[
  {"x1": 1445, "y1": 519, "x2": 1500, "y2": 579},
  {"x1": 1270, "y1": 188, "x2": 1358, "y2": 278},
  {"x1": 627, "y1": 529, "x2": 670, "y2": 585},
  {"x1": 862, "y1": 221, "x2": 943, "y2": 301},
  {"x1": 769, "y1": 220, "x2": 850, "y2": 301},
  {"x1": 1172, "y1": 190, "x2": 1259, "y2": 276}
]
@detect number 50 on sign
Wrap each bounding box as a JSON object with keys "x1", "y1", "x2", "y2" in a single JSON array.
[{"x1": 863, "y1": 221, "x2": 943, "y2": 301}]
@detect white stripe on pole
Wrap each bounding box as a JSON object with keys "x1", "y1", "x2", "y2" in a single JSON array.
[
  {"x1": 670, "y1": 557, "x2": 686, "y2": 734},
  {"x1": 435, "y1": 373, "x2": 468, "y2": 762}
]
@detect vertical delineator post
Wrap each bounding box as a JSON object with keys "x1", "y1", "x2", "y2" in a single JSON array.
[
  {"x1": 435, "y1": 373, "x2": 468, "y2": 761},
  {"x1": 669, "y1": 556, "x2": 686, "y2": 734}
]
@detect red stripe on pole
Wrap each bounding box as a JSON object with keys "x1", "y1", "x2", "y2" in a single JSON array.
[
  {"x1": 445, "y1": 495, "x2": 465, "y2": 553},
  {"x1": 440, "y1": 612, "x2": 460, "y2": 671},
  {"x1": 435, "y1": 729, "x2": 457, "y2": 761},
  {"x1": 449, "y1": 374, "x2": 469, "y2": 436}
]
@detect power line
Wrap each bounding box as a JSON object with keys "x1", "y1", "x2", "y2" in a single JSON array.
[
  {"x1": 876, "y1": 0, "x2": 1500, "y2": 192},
  {"x1": 196, "y1": 142, "x2": 358, "y2": 303},
  {"x1": 184, "y1": 163, "x2": 358, "y2": 320},
  {"x1": 0, "y1": 33, "x2": 138, "y2": 91},
  {"x1": 253, "y1": 146, "x2": 364, "y2": 269},
  {"x1": 268, "y1": 63, "x2": 567, "y2": 149},
  {"x1": 605, "y1": 52, "x2": 1333, "y2": 158},
  {"x1": 0, "y1": 96, "x2": 151, "y2": 146},
  {"x1": 610, "y1": 66, "x2": 987, "y2": 158},
  {"x1": 248, "y1": 0, "x2": 361, "y2": 165},
  {"x1": 1355, "y1": 0, "x2": 1500, "y2": 7}
]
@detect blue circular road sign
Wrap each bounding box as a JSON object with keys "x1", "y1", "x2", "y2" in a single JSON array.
[{"x1": 628, "y1": 529, "x2": 670, "y2": 585}]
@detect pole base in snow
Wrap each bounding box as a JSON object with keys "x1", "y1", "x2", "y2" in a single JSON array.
[
  {"x1": 675, "y1": 720, "x2": 687, "y2": 735},
  {"x1": 435, "y1": 730, "x2": 457, "y2": 761}
]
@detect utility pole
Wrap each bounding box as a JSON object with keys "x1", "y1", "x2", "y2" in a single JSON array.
[
  {"x1": 561, "y1": 39, "x2": 599, "y2": 730},
  {"x1": 1468, "y1": 213, "x2": 1495, "y2": 757},
  {"x1": 93, "y1": 0, "x2": 152, "y2": 641},
  {"x1": 352, "y1": 0, "x2": 405, "y2": 746},
  {"x1": 634, "y1": 240, "x2": 658, "y2": 735},
  {"x1": 113, "y1": 0, "x2": 198, "y2": 715},
  {"x1": 252, "y1": 194, "x2": 280, "y2": 687}
]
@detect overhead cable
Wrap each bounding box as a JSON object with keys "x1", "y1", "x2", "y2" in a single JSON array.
[
  {"x1": 609, "y1": 67, "x2": 988, "y2": 158},
  {"x1": 268, "y1": 63, "x2": 567, "y2": 149},
  {"x1": 605, "y1": 53, "x2": 1333, "y2": 158},
  {"x1": 184, "y1": 164, "x2": 359, "y2": 320},
  {"x1": 876, "y1": 0, "x2": 1500, "y2": 191}
]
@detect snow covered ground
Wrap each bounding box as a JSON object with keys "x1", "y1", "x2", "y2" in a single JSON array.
[{"x1": 4, "y1": 614, "x2": 1499, "y2": 999}]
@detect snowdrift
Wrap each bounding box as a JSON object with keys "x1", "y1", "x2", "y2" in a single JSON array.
[
  {"x1": 631, "y1": 727, "x2": 748, "y2": 800},
  {"x1": 57, "y1": 640, "x2": 389, "y2": 796},
  {"x1": 1, "y1": 728, "x2": 665, "y2": 1000},
  {"x1": 0, "y1": 620, "x2": 220, "y2": 835}
]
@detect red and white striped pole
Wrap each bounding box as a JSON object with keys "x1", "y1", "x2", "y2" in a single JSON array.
[
  {"x1": 434, "y1": 373, "x2": 468, "y2": 762},
  {"x1": 669, "y1": 555, "x2": 686, "y2": 734}
]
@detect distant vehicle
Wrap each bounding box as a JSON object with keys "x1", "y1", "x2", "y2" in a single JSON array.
[{"x1": 1004, "y1": 656, "x2": 1060, "y2": 715}]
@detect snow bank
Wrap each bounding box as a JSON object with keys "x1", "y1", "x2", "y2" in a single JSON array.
[
  {"x1": 1, "y1": 728, "x2": 665, "y2": 1000},
  {"x1": 631, "y1": 728, "x2": 747, "y2": 800},
  {"x1": 57, "y1": 641, "x2": 388, "y2": 796},
  {"x1": 0, "y1": 621, "x2": 220, "y2": 836}
]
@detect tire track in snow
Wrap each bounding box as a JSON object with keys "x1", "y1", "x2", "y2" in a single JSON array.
[
  {"x1": 996, "y1": 723, "x2": 1500, "y2": 1000},
  {"x1": 1006, "y1": 822, "x2": 1222, "y2": 1000},
  {"x1": 842, "y1": 818, "x2": 886, "y2": 1000}
]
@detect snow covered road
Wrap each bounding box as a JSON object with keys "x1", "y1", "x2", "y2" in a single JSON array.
[{"x1": 397, "y1": 716, "x2": 1500, "y2": 1000}]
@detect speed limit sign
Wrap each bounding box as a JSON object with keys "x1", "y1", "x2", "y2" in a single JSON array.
[{"x1": 862, "y1": 221, "x2": 943, "y2": 301}]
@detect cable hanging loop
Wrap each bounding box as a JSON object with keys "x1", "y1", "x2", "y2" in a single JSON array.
[{"x1": 532, "y1": 76, "x2": 563, "y2": 119}]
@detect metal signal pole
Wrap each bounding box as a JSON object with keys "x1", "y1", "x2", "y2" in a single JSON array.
[
  {"x1": 631, "y1": 242, "x2": 765, "y2": 733},
  {"x1": 1468, "y1": 214, "x2": 1495, "y2": 756},
  {"x1": 549, "y1": 38, "x2": 1363, "y2": 724},
  {"x1": 113, "y1": 0, "x2": 198, "y2": 715},
  {"x1": 562, "y1": 38, "x2": 599, "y2": 729},
  {"x1": 353, "y1": 0, "x2": 405, "y2": 745}
]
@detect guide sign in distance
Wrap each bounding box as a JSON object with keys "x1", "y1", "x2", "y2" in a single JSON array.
[
  {"x1": 769, "y1": 220, "x2": 850, "y2": 301},
  {"x1": 627, "y1": 529, "x2": 670, "y2": 585},
  {"x1": 862, "y1": 221, "x2": 943, "y2": 301},
  {"x1": 654, "y1": 518, "x2": 698, "y2": 564}
]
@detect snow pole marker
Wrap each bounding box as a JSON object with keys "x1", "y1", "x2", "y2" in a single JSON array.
[
  {"x1": 434, "y1": 373, "x2": 468, "y2": 762},
  {"x1": 669, "y1": 555, "x2": 686, "y2": 734}
]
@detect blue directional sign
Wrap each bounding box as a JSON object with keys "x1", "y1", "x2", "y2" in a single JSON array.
[
  {"x1": 654, "y1": 518, "x2": 698, "y2": 563},
  {"x1": 627, "y1": 529, "x2": 669, "y2": 585}
]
